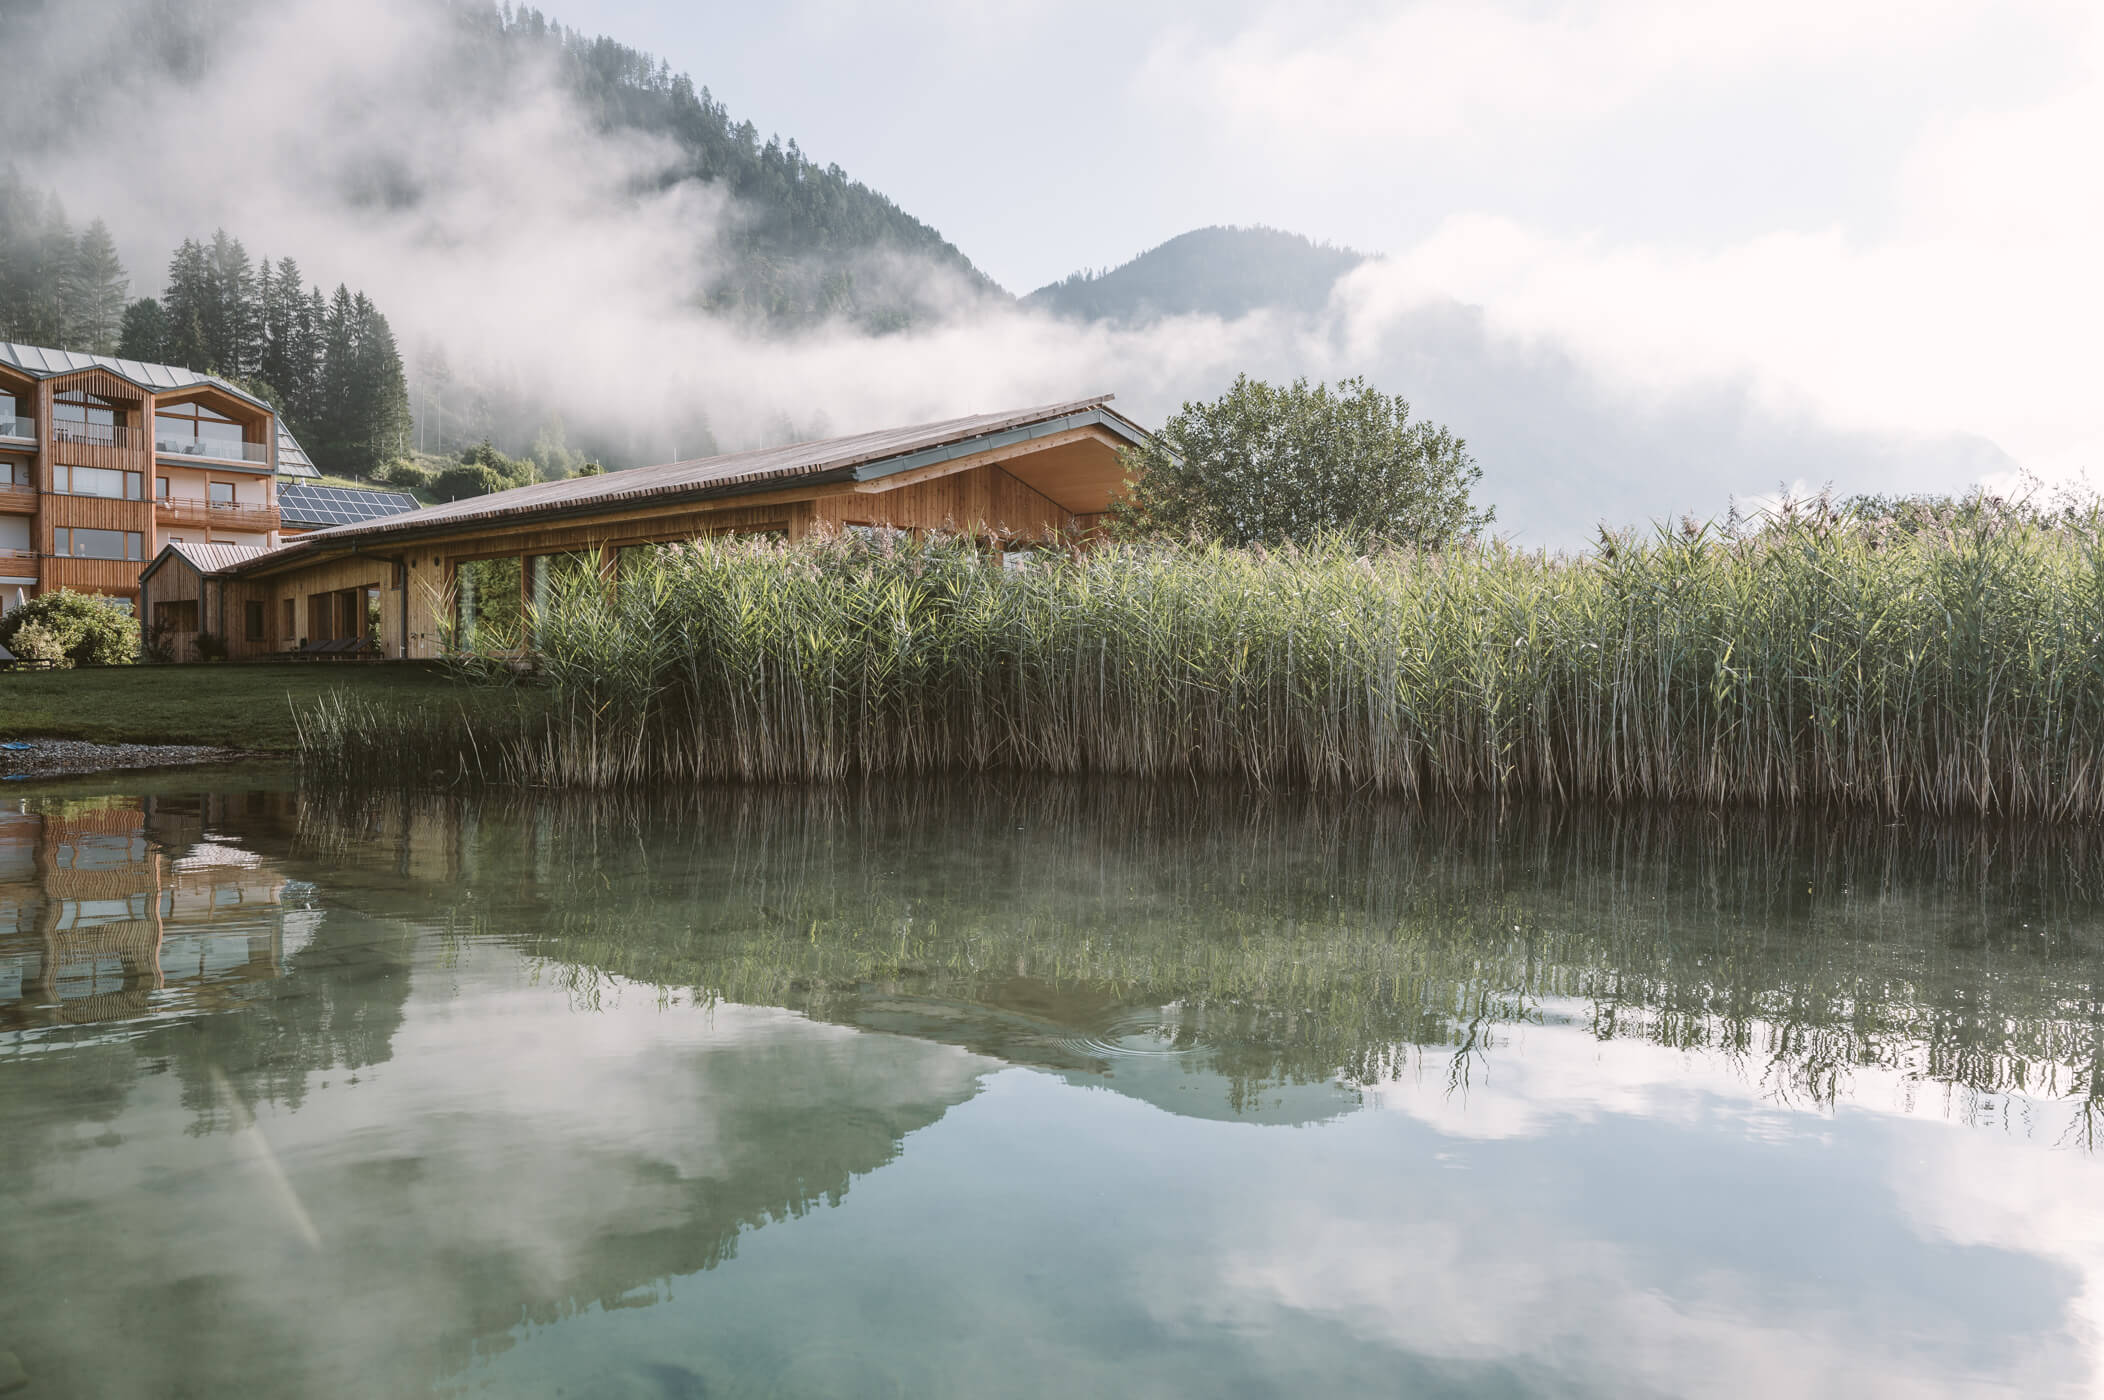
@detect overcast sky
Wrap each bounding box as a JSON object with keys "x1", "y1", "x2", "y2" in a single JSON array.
[{"x1": 567, "y1": 0, "x2": 2102, "y2": 488}]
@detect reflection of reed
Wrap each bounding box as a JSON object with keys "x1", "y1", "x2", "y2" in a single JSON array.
[{"x1": 293, "y1": 780, "x2": 2104, "y2": 1123}]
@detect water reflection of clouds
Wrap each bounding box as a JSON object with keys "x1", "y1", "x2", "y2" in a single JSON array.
[
  {"x1": 1246, "y1": 1007, "x2": 2104, "y2": 1396},
  {"x1": 1364, "y1": 996, "x2": 2104, "y2": 1147}
]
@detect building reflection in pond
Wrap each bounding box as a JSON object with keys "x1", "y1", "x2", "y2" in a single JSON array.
[{"x1": 0, "y1": 795, "x2": 310, "y2": 1032}]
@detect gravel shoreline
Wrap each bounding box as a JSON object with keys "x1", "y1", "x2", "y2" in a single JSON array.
[{"x1": 0, "y1": 738, "x2": 257, "y2": 779}]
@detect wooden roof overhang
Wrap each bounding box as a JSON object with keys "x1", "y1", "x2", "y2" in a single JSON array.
[
  {"x1": 152, "y1": 380, "x2": 273, "y2": 419},
  {"x1": 220, "y1": 399, "x2": 1152, "y2": 582}
]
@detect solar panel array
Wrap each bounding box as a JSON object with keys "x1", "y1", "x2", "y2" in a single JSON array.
[{"x1": 278, "y1": 482, "x2": 420, "y2": 528}]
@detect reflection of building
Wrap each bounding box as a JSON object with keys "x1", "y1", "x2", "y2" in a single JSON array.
[{"x1": 0, "y1": 795, "x2": 296, "y2": 1031}]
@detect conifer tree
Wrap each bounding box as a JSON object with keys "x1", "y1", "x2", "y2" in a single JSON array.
[
  {"x1": 67, "y1": 219, "x2": 128, "y2": 353},
  {"x1": 161, "y1": 239, "x2": 212, "y2": 369},
  {"x1": 204, "y1": 230, "x2": 256, "y2": 375},
  {"x1": 348, "y1": 293, "x2": 413, "y2": 472},
  {"x1": 116, "y1": 298, "x2": 167, "y2": 362}
]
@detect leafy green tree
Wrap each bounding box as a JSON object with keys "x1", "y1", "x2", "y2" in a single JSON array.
[
  {"x1": 0, "y1": 588, "x2": 139, "y2": 667},
  {"x1": 432, "y1": 440, "x2": 534, "y2": 500},
  {"x1": 1111, "y1": 375, "x2": 1492, "y2": 549}
]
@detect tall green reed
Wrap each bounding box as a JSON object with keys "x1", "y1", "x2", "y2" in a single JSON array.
[{"x1": 298, "y1": 503, "x2": 2104, "y2": 818}]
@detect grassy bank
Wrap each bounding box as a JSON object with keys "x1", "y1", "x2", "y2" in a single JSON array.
[
  {"x1": 0, "y1": 662, "x2": 515, "y2": 750},
  {"x1": 301, "y1": 506, "x2": 2104, "y2": 818}
]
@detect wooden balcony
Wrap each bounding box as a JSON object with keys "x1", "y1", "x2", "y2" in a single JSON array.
[
  {"x1": 155, "y1": 498, "x2": 279, "y2": 531},
  {"x1": 0, "y1": 482, "x2": 34, "y2": 514}
]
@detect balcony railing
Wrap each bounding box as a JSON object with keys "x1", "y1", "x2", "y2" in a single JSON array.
[
  {"x1": 53, "y1": 421, "x2": 139, "y2": 450},
  {"x1": 0, "y1": 546, "x2": 36, "y2": 564},
  {"x1": 0, "y1": 415, "x2": 32, "y2": 440},
  {"x1": 155, "y1": 498, "x2": 279, "y2": 528},
  {"x1": 0, "y1": 481, "x2": 34, "y2": 508},
  {"x1": 155, "y1": 437, "x2": 270, "y2": 465}
]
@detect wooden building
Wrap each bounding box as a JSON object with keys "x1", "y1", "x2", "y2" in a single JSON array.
[
  {"x1": 138, "y1": 395, "x2": 1149, "y2": 661},
  {"x1": 0, "y1": 341, "x2": 330, "y2": 615}
]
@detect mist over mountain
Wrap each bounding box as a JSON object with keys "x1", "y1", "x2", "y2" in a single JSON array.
[
  {"x1": 0, "y1": 0, "x2": 1000, "y2": 336},
  {"x1": 1028, "y1": 227, "x2": 1363, "y2": 326},
  {"x1": 0, "y1": 0, "x2": 2029, "y2": 543}
]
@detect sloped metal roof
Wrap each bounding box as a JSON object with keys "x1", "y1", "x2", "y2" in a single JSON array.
[
  {"x1": 271, "y1": 396, "x2": 1142, "y2": 552},
  {"x1": 0, "y1": 340, "x2": 321, "y2": 478},
  {"x1": 0, "y1": 341, "x2": 270, "y2": 407},
  {"x1": 275, "y1": 425, "x2": 318, "y2": 477},
  {"x1": 143, "y1": 534, "x2": 288, "y2": 576},
  {"x1": 279, "y1": 481, "x2": 419, "y2": 527}
]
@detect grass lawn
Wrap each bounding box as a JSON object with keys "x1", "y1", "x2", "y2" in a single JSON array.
[{"x1": 0, "y1": 662, "x2": 519, "y2": 750}]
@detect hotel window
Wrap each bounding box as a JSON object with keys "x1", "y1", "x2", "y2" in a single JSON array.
[
  {"x1": 155, "y1": 476, "x2": 170, "y2": 498},
  {"x1": 52, "y1": 528, "x2": 142, "y2": 561},
  {"x1": 3, "y1": 460, "x2": 29, "y2": 486},
  {"x1": 51, "y1": 390, "x2": 128, "y2": 444},
  {"x1": 282, "y1": 597, "x2": 295, "y2": 640},
  {"x1": 55, "y1": 464, "x2": 143, "y2": 500},
  {"x1": 245, "y1": 600, "x2": 265, "y2": 642},
  {"x1": 155, "y1": 401, "x2": 249, "y2": 459},
  {"x1": 210, "y1": 481, "x2": 236, "y2": 505}
]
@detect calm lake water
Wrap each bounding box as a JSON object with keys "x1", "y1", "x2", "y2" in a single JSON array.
[{"x1": 2, "y1": 771, "x2": 2102, "y2": 1398}]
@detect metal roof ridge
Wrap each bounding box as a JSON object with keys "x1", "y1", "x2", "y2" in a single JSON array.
[{"x1": 292, "y1": 394, "x2": 1128, "y2": 543}]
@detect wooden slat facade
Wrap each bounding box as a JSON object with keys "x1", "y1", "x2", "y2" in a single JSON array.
[
  {"x1": 0, "y1": 361, "x2": 285, "y2": 613},
  {"x1": 146, "y1": 415, "x2": 1141, "y2": 661}
]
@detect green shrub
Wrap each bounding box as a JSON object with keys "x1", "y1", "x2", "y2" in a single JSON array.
[
  {"x1": 431, "y1": 463, "x2": 508, "y2": 502},
  {"x1": 377, "y1": 458, "x2": 433, "y2": 490},
  {"x1": 0, "y1": 589, "x2": 139, "y2": 667},
  {"x1": 7, "y1": 618, "x2": 70, "y2": 668}
]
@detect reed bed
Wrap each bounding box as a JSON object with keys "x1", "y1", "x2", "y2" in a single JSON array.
[{"x1": 299, "y1": 502, "x2": 2104, "y2": 819}]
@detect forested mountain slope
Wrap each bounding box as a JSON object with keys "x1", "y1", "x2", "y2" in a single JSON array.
[
  {"x1": 0, "y1": 0, "x2": 1006, "y2": 333},
  {"x1": 476, "y1": 6, "x2": 1004, "y2": 327}
]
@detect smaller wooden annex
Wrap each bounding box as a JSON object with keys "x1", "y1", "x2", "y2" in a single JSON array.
[{"x1": 138, "y1": 395, "x2": 1150, "y2": 661}]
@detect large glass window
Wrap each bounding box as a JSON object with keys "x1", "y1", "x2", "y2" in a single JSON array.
[
  {"x1": 455, "y1": 556, "x2": 523, "y2": 651},
  {"x1": 55, "y1": 465, "x2": 142, "y2": 500},
  {"x1": 155, "y1": 401, "x2": 249, "y2": 459},
  {"x1": 3, "y1": 459, "x2": 30, "y2": 486},
  {"x1": 209, "y1": 481, "x2": 236, "y2": 504},
  {"x1": 528, "y1": 551, "x2": 599, "y2": 613},
  {"x1": 53, "y1": 528, "x2": 142, "y2": 561},
  {"x1": 52, "y1": 390, "x2": 129, "y2": 444}
]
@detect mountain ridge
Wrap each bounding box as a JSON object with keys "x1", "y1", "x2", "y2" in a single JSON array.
[{"x1": 1026, "y1": 226, "x2": 1366, "y2": 326}]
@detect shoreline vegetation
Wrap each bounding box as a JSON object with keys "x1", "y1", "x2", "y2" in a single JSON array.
[{"x1": 299, "y1": 497, "x2": 2104, "y2": 820}]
